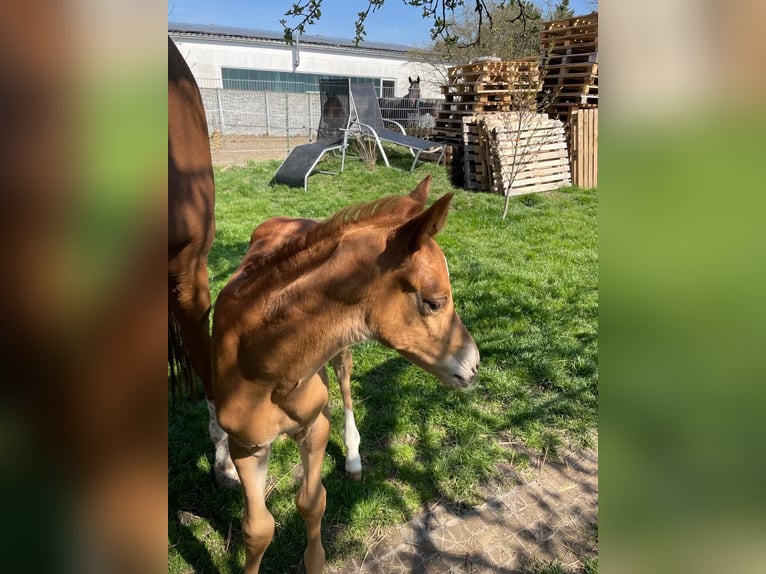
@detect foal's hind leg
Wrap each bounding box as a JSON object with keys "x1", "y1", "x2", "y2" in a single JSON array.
[
  {"x1": 330, "y1": 348, "x2": 362, "y2": 478},
  {"x1": 229, "y1": 439, "x2": 274, "y2": 574}
]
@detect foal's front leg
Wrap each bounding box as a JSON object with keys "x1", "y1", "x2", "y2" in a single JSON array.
[
  {"x1": 229, "y1": 439, "x2": 274, "y2": 574},
  {"x1": 293, "y1": 404, "x2": 331, "y2": 574},
  {"x1": 207, "y1": 400, "x2": 240, "y2": 488}
]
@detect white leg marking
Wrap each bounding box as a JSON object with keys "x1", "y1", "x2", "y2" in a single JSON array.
[
  {"x1": 343, "y1": 407, "x2": 362, "y2": 475},
  {"x1": 207, "y1": 400, "x2": 240, "y2": 486}
]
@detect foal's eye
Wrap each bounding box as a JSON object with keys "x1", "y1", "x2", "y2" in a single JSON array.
[{"x1": 423, "y1": 297, "x2": 447, "y2": 313}]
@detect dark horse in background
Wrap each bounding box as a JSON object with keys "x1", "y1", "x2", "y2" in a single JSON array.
[
  {"x1": 169, "y1": 38, "x2": 240, "y2": 486},
  {"x1": 378, "y1": 76, "x2": 437, "y2": 129}
]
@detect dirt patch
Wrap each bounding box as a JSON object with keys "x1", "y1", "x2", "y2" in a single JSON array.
[
  {"x1": 209, "y1": 134, "x2": 310, "y2": 166},
  {"x1": 208, "y1": 133, "x2": 447, "y2": 167},
  {"x1": 327, "y1": 445, "x2": 598, "y2": 573}
]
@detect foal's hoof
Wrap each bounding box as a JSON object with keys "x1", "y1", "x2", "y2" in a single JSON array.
[
  {"x1": 346, "y1": 466, "x2": 362, "y2": 480},
  {"x1": 345, "y1": 456, "x2": 362, "y2": 479},
  {"x1": 214, "y1": 466, "x2": 241, "y2": 489}
]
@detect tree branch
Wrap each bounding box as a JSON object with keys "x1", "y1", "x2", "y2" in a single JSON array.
[{"x1": 279, "y1": 0, "x2": 530, "y2": 50}]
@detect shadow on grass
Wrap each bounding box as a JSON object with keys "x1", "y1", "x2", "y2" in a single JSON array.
[
  {"x1": 170, "y1": 365, "x2": 595, "y2": 572},
  {"x1": 168, "y1": 398, "x2": 245, "y2": 573},
  {"x1": 167, "y1": 353, "x2": 490, "y2": 572},
  {"x1": 167, "y1": 356, "x2": 417, "y2": 572},
  {"x1": 341, "y1": 446, "x2": 598, "y2": 573}
]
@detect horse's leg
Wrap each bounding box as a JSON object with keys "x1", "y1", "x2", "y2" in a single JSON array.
[
  {"x1": 168, "y1": 257, "x2": 212, "y2": 397},
  {"x1": 207, "y1": 400, "x2": 240, "y2": 488},
  {"x1": 170, "y1": 258, "x2": 239, "y2": 487},
  {"x1": 295, "y1": 409, "x2": 330, "y2": 574},
  {"x1": 230, "y1": 438, "x2": 274, "y2": 574},
  {"x1": 294, "y1": 404, "x2": 331, "y2": 573},
  {"x1": 330, "y1": 348, "x2": 362, "y2": 478}
]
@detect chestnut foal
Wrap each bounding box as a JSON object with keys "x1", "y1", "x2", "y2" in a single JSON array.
[{"x1": 212, "y1": 176, "x2": 480, "y2": 573}]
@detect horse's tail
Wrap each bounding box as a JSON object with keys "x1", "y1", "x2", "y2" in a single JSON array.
[{"x1": 168, "y1": 309, "x2": 196, "y2": 399}]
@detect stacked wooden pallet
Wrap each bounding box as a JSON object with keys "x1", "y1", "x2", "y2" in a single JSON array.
[
  {"x1": 434, "y1": 58, "x2": 541, "y2": 187},
  {"x1": 469, "y1": 112, "x2": 571, "y2": 195},
  {"x1": 540, "y1": 12, "x2": 598, "y2": 123},
  {"x1": 462, "y1": 116, "x2": 488, "y2": 190},
  {"x1": 434, "y1": 58, "x2": 541, "y2": 146}
]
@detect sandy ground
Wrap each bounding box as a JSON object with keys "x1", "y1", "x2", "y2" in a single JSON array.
[{"x1": 209, "y1": 134, "x2": 308, "y2": 166}]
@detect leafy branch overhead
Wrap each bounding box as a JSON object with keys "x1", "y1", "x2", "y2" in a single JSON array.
[{"x1": 280, "y1": 0, "x2": 535, "y2": 48}]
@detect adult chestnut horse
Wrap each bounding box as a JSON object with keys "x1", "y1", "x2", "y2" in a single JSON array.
[
  {"x1": 169, "y1": 38, "x2": 360, "y2": 486},
  {"x1": 212, "y1": 175, "x2": 480, "y2": 573},
  {"x1": 169, "y1": 38, "x2": 241, "y2": 485}
]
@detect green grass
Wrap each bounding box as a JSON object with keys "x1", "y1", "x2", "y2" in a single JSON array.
[
  {"x1": 527, "y1": 557, "x2": 599, "y2": 573},
  {"x1": 169, "y1": 149, "x2": 598, "y2": 573}
]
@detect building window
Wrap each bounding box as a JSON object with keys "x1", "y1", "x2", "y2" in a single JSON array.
[
  {"x1": 381, "y1": 80, "x2": 396, "y2": 98},
  {"x1": 221, "y1": 68, "x2": 382, "y2": 93}
]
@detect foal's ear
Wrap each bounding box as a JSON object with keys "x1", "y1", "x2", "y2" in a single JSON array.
[
  {"x1": 392, "y1": 192, "x2": 454, "y2": 255},
  {"x1": 408, "y1": 175, "x2": 432, "y2": 206}
]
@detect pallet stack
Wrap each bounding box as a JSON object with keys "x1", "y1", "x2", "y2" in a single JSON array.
[
  {"x1": 434, "y1": 58, "x2": 541, "y2": 146},
  {"x1": 472, "y1": 112, "x2": 571, "y2": 196},
  {"x1": 462, "y1": 116, "x2": 488, "y2": 190},
  {"x1": 539, "y1": 12, "x2": 598, "y2": 124},
  {"x1": 434, "y1": 58, "x2": 541, "y2": 188}
]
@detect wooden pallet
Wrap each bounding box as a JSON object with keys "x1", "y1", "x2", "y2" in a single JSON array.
[
  {"x1": 568, "y1": 105, "x2": 598, "y2": 188},
  {"x1": 544, "y1": 82, "x2": 598, "y2": 99},
  {"x1": 447, "y1": 58, "x2": 539, "y2": 79},
  {"x1": 544, "y1": 52, "x2": 598, "y2": 67},
  {"x1": 443, "y1": 101, "x2": 514, "y2": 114},
  {"x1": 540, "y1": 15, "x2": 598, "y2": 63},
  {"x1": 443, "y1": 85, "x2": 511, "y2": 95},
  {"x1": 543, "y1": 44, "x2": 598, "y2": 60},
  {"x1": 462, "y1": 112, "x2": 571, "y2": 195},
  {"x1": 442, "y1": 59, "x2": 543, "y2": 111},
  {"x1": 540, "y1": 13, "x2": 598, "y2": 40},
  {"x1": 432, "y1": 16, "x2": 597, "y2": 193},
  {"x1": 539, "y1": 12, "x2": 598, "y2": 125},
  {"x1": 462, "y1": 117, "x2": 490, "y2": 191},
  {"x1": 543, "y1": 63, "x2": 598, "y2": 81}
]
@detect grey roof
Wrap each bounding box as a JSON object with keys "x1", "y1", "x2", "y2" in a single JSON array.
[{"x1": 168, "y1": 21, "x2": 416, "y2": 55}]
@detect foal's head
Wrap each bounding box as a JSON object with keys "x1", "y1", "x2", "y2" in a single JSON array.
[{"x1": 353, "y1": 176, "x2": 479, "y2": 388}]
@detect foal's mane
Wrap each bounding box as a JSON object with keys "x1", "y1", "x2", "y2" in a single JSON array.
[
  {"x1": 235, "y1": 193, "x2": 423, "y2": 292},
  {"x1": 319, "y1": 194, "x2": 419, "y2": 238}
]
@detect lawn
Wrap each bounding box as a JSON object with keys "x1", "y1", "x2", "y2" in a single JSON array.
[{"x1": 168, "y1": 149, "x2": 598, "y2": 573}]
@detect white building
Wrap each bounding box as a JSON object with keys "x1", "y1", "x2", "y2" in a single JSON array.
[{"x1": 169, "y1": 22, "x2": 445, "y2": 99}]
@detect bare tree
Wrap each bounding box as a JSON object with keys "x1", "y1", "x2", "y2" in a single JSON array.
[
  {"x1": 479, "y1": 88, "x2": 566, "y2": 219},
  {"x1": 406, "y1": 1, "x2": 543, "y2": 95},
  {"x1": 438, "y1": 0, "x2": 543, "y2": 62}
]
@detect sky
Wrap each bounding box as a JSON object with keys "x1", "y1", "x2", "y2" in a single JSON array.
[{"x1": 168, "y1": 0, "x2": 597, "y2": 47}]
